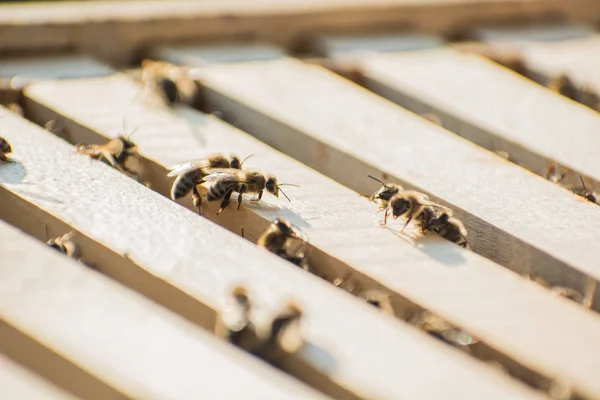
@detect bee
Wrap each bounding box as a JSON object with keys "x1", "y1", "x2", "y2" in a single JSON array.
[
  {"x1": 47, "y1": 232, "x2": 80, "y2": 259},
  {"x1": 75, "y1": 130, "x2": 139, "y2": 179},
  {"x1": 547, "y1": 74, "x2": 581, "y2": 103},
  {"x1": 550, "y1": 286, "x2": 583, "y2": 303},
  {"x1": 214, "y1": 286, "x2": 262, "y2": 353},
  {"x1": 358, "y1": 289, "x2": 395, "y2": 315},
  {"x1": 0, "y1": 136, "x2": 13, "y2": 164},
  {"x1": 407, "y1": 310, "x2": 479, "y2": 353},
  {"x1": 367, "y1": 175, "x2": 402, "y2": 209},
  {"x1": 263, "y1": 302, "x2": 304, "y2": 358},
  {"x1": 425, "y1": 216, "x2": 470, "y2": 249},
  {"x1": 546, "y1": 164, "x2": 598, "y2": 205},
  {"x1": 571, "y1": 175, "x2": 598, "y2": 205},
  {"x1": 257, "y1": 217, "x2": 310, "y2": 271},
  {"x1": 140, "y1": 59, "x2": 198, "y2": 107},
  {"x1": 167, "y1": 154, "x2": 251, "y2": 213},
  {"x1": 201, "y1": 169, "x2": 297, "y2": 215},
  {"x1": 381, "y1": 190, "x2": 450, "y2": 232},
  {"x1": 333, "y1": 273, "x2": 360, "y2": 294},
  {"x1": 44, "y1": 117, "x2": 69, "y2": 138}
]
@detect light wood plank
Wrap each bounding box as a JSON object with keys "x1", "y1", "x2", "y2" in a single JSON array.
[
  {"x1": 171, "y1": 56, "x2": 600, "y2": 304},
  {"x1": 0, "y1": 217, "x2": 324, "y2": 400},
  {"x1": 358, "y1": 48, "x2": 600, "y2": 192},
  {"x1": 468, "y1": 25, "x2": 600, "y2": 108},
  {"x1": 2, "y1": 106, "x2": 537, "y2": 400},
  {"x1": 0, "y1": 354, "x2": 79, "y2": 400},
  {"x1": 20, "y1": 73, "x2": 600, "y2": 399},
  {"x1": 0, "y1": 0, "x2": 585, "y2": 65}
]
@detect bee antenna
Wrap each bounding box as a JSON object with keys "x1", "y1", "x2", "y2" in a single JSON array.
[
  {"x1": 278, "y1": 186, "x2": 292, "y2": 202},
  {"x1": 278, "y1": 183, "x2": 300, "y2": 188},
  {"x1": 239, "y1": 154, "x2": 254, "y2": 168},
  {"x1": 367, "y1": 174, "x2": 388, "y2": 188},
  {"x1": 579, "y1": 175, "x2": 588, "y2": 190}
]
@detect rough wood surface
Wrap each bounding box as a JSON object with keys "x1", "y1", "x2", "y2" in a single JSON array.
[
  {"x1": 0, "y1": 354, "x2": 79, "y2": 400},
  {"x1": 2, "y1": 106, "x2": 537, "y2": 400},
  {"x1": 19, "y1": 73, "x2": 600, "y2": 398},
  {"x1": 359, "y1": 48, "x2": 600, "y2": 191},
  {"x1": 185, "y1": 57, "x2": 600, "y2": 309},
  {"x1": 0, "y1": 0, "x2": 588, "y2": 65},
  {"x1": 0, "y1": 217, "x2": 322, "y2": 400}
]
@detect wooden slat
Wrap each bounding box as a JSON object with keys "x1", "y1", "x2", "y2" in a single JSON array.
[
  {"x1": 171, "y1": 56, "x2": 600, "y2": 305},
  {"x1": 358, "y1": 48, "x2": 600, "y2": 192},
  {"x1": 0, "y1": 355, "x2": 78, "y2": 400},
  {"x1": 20, "y1": 72, "x2": 600, "y2": 399},
  {"x1": 2, "y1": 106, "x2": 536, "y2": 400},
  {"x1": 0, "y1": 217, "x2": 323, "y2": 400},
  {"x1": 0, "y1": 0, "x2": 590, "y2": 65},
  {"x1": 468, "y1": 25, "x2": 600, "y2": 107}
]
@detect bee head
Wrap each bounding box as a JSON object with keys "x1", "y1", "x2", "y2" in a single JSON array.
[
  {"x1": 273, "y1": 217, "x2": 294, "y2": 236},
  {"x1": 232, "y1": 286, "x2": 250, "y2": 305},
  {"x1": 266, "y1": 175, "x2": 279, "y2": 197},
  {"x1": 230, "y1": 154, "x2": 253, "y2": 170},
  {"x1": 586, "y1": 193, "x2": 598, "y2": 203}
]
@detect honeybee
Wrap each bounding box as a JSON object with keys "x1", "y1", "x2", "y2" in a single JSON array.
[
  {"x1": 333, "y1": 273, "x2": 360, "y2": 294},
  {"x1": 75, "y1": 133, "x2": 140, "y2": 179},
  {"x1": 548, "y1": 74, "x2": 581, "y2": 103},
  {"x1": 47, "y1": 232, "x2": 80, "y2": 259},
  {"x1": 367, "y1": 175, "x2": 402, "y2": 209},
  {"x1": 381, "y1": 190, "x2": 450, "y2": 231},
  {"x1": 257, "y1": 217, "x2": 310, "y2": 271},
  {"x1": 546, "y1": 163, "x2": 567, "y2": 184},
  {"x1": 407, "y1": 310, "x2": 479, "y2": 352},
  {"x1": 263, "y1": 302, "x2": 304, "y2": 357},
  {"x1": 44, "y1": 117, "x2": 69, "y2": 138},
  {"x1": 525, "y1": 274, "x2": 597, "y2": 308},
  {"x1": 0, "y1": 136, "x2": 13, "y2": 164},
  {"x1": 426, "y1": 216, "x2": 470, "y2": 249},
  {"x1": 201, "y1": 169, "x2": 297, "y2": 215},
  {"x1": 546, "y1": 164, "x2": 598, "y2": 205},
  {"x1": 214, "y1": 286, "x2": 262, "y2": 353},
  {"x1": 140, "y1": 59, "x2": 198, "y2": 107},
  {"x1": 358, "y1": 289, "x2": 395, "y2": 315},
  {"x1": 167, "y1": 154, "x2": 251, "y2": 213}
]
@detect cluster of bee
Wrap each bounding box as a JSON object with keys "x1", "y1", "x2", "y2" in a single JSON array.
[
  {"x1": 547, "y1": 73, "x2": 600, "y2": 112},
  {"x1": 167, "y1": 153, "x2": 296, "y2": 215},
  {"x1": 546, "y1": 164, "x2": 598, "y2": 205},
  {"x1": 367, "y1": 176, "x2": 470, "y2": 249},
  {"x1": 215, "y1": 286, "x2": 304, "y2": 366},
  {"x1": 140, "y1": 59, "x2": 198, "y2": 108},
  {"x1": 525, "y1": 274, "x2": 597, "y2": 309}
]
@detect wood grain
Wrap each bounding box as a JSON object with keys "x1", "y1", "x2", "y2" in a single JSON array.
[
  {"x1": 2, "y1": 106, "x2": 536, "y2": 400},
  {"x1": 20, "y1": 73, "x2": 600, "y2": 398},
  {"x1": 0, "y1": 354, "x2": 78, "y2": 400},
  {"x1": 0, "y1": 216, "x2": 323, "y2": 400},
  {"x1": 0, "y1": 0, "x2": 586, "y2": 65}
]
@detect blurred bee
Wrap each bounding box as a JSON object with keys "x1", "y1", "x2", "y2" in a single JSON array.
[
  {"x1": 524, "y1": 274, "x2": 597, "y2": 308},
  {"x1": 201, "y1": 169, "x2": 297, "y2": 215},
  {"x1": 214, "y1": 286, "x2": 262, "y2": 353},
  {"x1": 47, "y1": 232, "x2": 80, "y2": 260},
  {"x1": 257, "y1": 217, "x2": 310, "y2": 271},
  {"x1": 0, "y1": 136, "x2": 13, "y2": 164},
  {"x1": 332, "y1": 274, "x2": 394, "y2": 315},
  {"x1": 546, "y1": 164, "x2": 598, "y2": 205},
  {"x1": 548, "y1": 73, "x2": 581, "y2": 103},
  {"x1": 140, "y1": 59, "x2": 198, "y2": 107},
  {"x1": 381, "y1": 190, "x2": 450, "y2": 232},
  {"x1": 75, "y1": 130, "x2": 140, "y2": 179},
  {"x1": 425, "y1": 215, "x2": 470, "y2": 249},
  {"x1": 407, "y1": 310, "x2": 479, "y2": 353},
  {"x1": 367, "y1": 175, "x2": 402, "y2": 209},
  {"x1": 44, "y1": 116, "x2": 69, "y2": 139},
  {"x1": 260, "y1": 302, "x2": 304, "y2": 364},
  {"x1": 167, "y1": 154, "x2": 251, "y2": 213}
]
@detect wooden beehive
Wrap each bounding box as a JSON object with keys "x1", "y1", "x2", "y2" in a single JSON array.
[{"x1": 1, "y1": 1, "x2": 600, "y2": 399}]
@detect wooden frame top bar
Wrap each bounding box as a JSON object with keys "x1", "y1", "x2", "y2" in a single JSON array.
[{"x1": 0, "y1": 0, "x2": 591, "y2": 64}]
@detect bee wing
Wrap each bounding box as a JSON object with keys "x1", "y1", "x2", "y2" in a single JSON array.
[
  {"x1": 202, "y1": 168, "x2": 248, "y2": 183},
  {"x1": 422, "y1": 199, "x2": 453, "y2": 213},
  {"x1": 103, "y1": 138, "x2": 125, "y2": 156},
  {"x1": 167, "y1": 159, "x2": 212, "y2": 177}
]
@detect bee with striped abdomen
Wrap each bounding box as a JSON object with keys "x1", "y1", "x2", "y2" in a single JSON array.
[
  {"x1": 201, "y1": 169, "x2": 297, "y2": 215},
  {"x1": 381, "y1": 190, "x2": 450, "y2": 232}
]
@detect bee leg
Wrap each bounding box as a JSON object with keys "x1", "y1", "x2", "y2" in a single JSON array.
[
  {"x1": 217, "y1": 189, "x2": 234, "y2": 215},
  {"x1": 251, "y1": 190, "x2": 263, "y2": 202},
  {"x1": 237, "y1": 185, "x2": 246, "y2": 210},
  {"x1": 379, "y1": 208, "x2": 389, "y2": 226},
  {"x1": 401, "y1": 216, "x2": 413, "y2": 233},
  {"x1": 192, "y1": 186, "x2": 202, "y2": 215},
  {"x1": 99, "y1": 150, "x2": 124, "y2": 172}
]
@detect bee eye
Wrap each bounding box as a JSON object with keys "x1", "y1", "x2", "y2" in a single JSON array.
[{"x1": 266, "y1": 181, "x2": 275, "y2": 191}]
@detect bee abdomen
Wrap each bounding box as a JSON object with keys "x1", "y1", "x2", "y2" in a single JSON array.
[
  {"x1": 171, "y1": 169, "x2": 204, "y2": 200},
  {"x1": 207, "y1": 181, "x2": 235, "y2": 201},
  {"x1": 0, "y1": 138, "x2": 12, "y2": 154}
]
